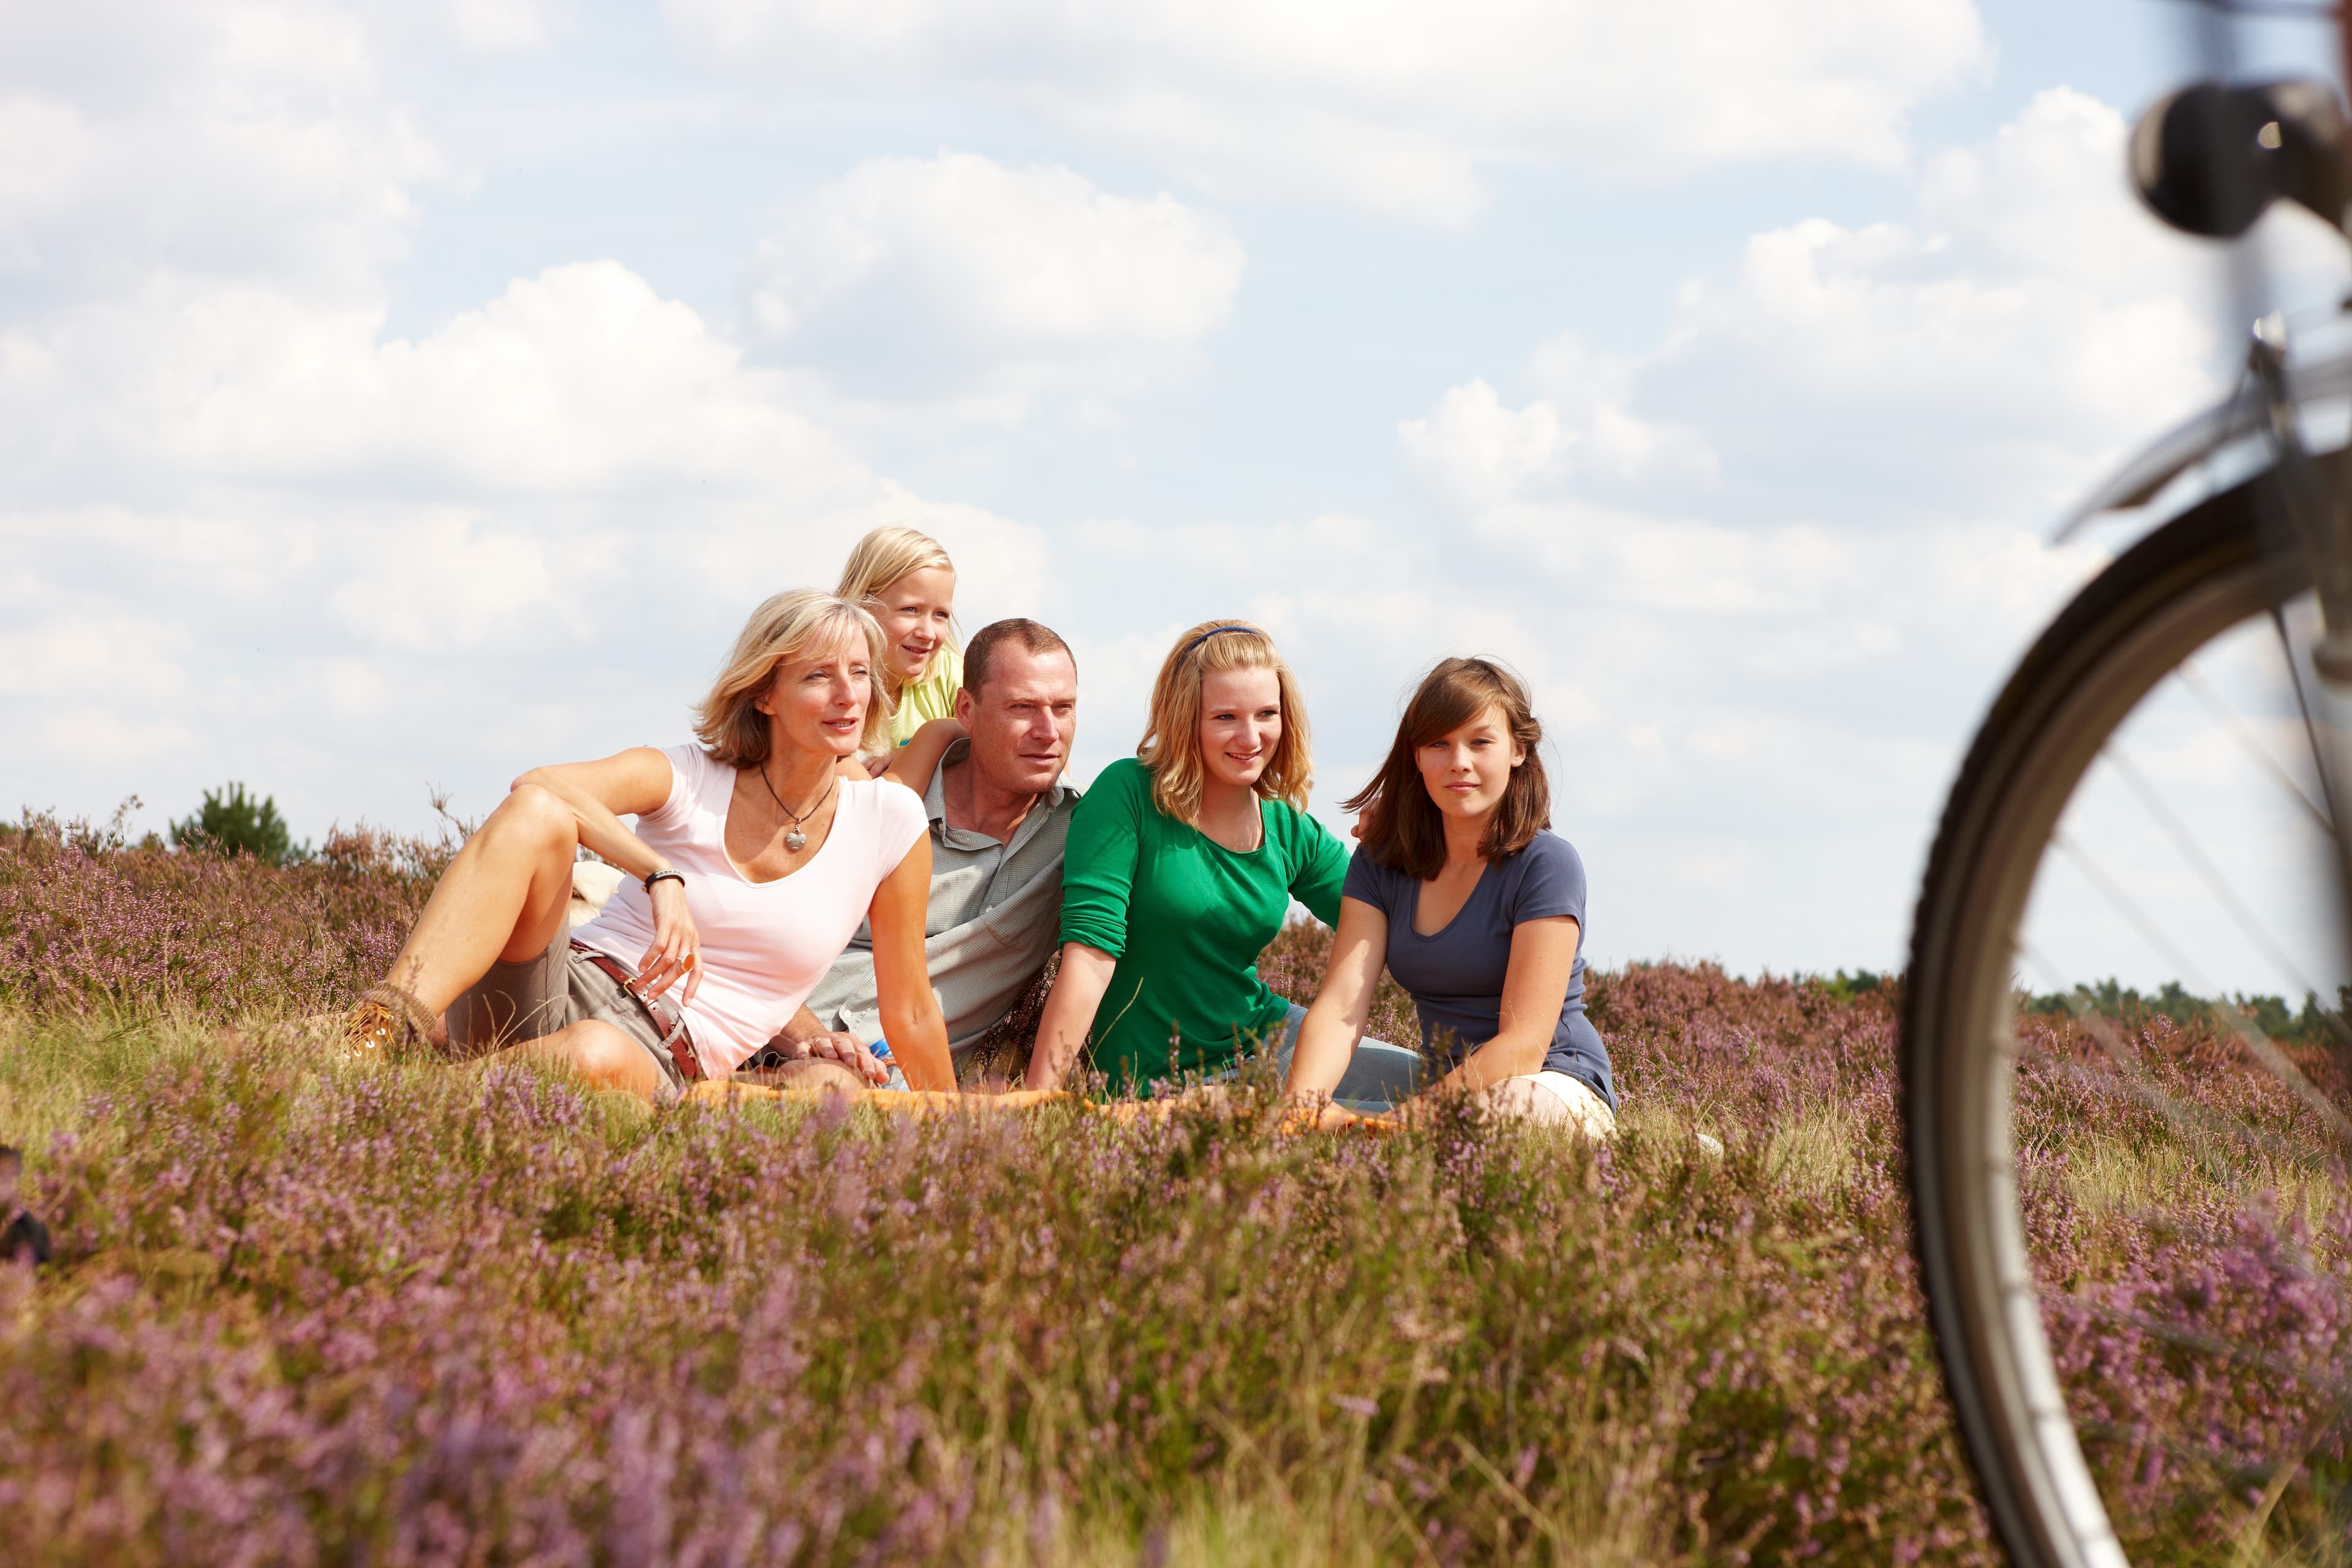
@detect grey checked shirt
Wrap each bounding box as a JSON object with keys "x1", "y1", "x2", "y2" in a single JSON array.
[{"x1": 802, "y1": 740, "x2": 1077, "y2": 1061}]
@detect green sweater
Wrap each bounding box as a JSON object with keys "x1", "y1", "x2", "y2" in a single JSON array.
[{"x1": 1057, "y1": 757, "x2": 1348, "y2": 1089}]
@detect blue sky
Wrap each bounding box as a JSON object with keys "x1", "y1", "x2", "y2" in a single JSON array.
[{"x1": 5, "y1": 0, "x2": 2347, "y2": 981}]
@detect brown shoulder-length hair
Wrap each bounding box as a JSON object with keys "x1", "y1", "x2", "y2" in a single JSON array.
[
  {"x1": 1347, "y1": 657, "x2": 1550, "y2": 880},
  {"x1": 1134, "y1": 619, "x2": 1313, "y2": 826}
]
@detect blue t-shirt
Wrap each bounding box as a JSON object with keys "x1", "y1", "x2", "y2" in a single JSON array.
[{"x1": 1340, "y1": 832, "x2": 1616, "y2": 1112}]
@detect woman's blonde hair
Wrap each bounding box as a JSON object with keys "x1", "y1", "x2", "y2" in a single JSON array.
[
  {"x1": 835, "y1": 526, "x2": 957, "y2": 692},
  {"x1": 1135, "y1": 619, "x2": 1313, "y2": 825},
  {"x1": 693, "y1": 590, "x2": 892, "y2": 766}
]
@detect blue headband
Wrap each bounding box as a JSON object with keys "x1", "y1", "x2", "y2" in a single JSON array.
[{"x1": 1182, "y1": 625, "x2": 1259, "y2": 656}]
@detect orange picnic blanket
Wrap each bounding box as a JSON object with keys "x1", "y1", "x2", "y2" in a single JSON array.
[
  {"x1": 686, "y1": 1080, "x2": 1398, "y2": 1133},
  {"x1": 687, "y1": 1083, "x2": 1065, "y2": 1117}
]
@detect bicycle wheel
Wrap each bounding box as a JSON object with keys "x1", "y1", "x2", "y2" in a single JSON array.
[{"x1": 1907, "y1": 472, "x2": 2352, "y2": 1567}]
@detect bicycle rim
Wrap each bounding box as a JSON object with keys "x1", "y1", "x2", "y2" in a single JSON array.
[{"x1": 1907, "y1": 475, "x2": 2352, "y2": 1568}]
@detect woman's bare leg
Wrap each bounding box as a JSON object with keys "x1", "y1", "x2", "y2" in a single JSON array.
[
  {"x1": 494, "y1": 1019, "x2": 668, "y2": 1099},
  {"x1": 379, "y1": 784, "x2": 580, "y2": 1042},
  {"x1": 1477, "y1": 1075, "x2": 1618, "y2": 1139}
]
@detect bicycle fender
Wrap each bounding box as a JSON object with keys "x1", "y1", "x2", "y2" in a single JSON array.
[{"x1": 2054, "y1": 343, "x2": 2352, "y2": 539}]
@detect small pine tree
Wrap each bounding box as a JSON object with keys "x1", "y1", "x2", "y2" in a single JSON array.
[{"x1": 170, "y1": 782, "x2": 308, "y2": 866}]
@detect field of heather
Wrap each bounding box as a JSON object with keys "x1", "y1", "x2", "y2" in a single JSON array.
[{"x1": 0, "y1": 810, "x2": 2343, "y2": 1566}]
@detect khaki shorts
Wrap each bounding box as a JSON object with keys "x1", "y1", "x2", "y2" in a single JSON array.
[
  {"x1": 447, "y1": 922, "x2": 689, "y2": 1101},
  {"x1": 1478, "y1": 1071, "x2": 1618, "y2": 1139}
]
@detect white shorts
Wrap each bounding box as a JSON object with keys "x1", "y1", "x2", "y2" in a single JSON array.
[{"x1": 1479, "y1": 1070, "x2": 1618, "y2": 1139}]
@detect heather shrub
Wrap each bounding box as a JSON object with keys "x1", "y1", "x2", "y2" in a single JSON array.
[
  {"x1": 0, "y1": 1030, "x2": 1997, "y2": 1566},
  {"x1": 0, "y1": 810, "x2": 447, "y2": 1019},
  {"x1": 2007, "y1": 1011, "x2": 2351, "y2": 1555},
  {"x1": 0, "y1": 837, "x2": 2340, "y2": 1562}
]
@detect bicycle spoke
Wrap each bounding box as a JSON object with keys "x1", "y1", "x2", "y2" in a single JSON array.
[
  {"x1": 2052, "y1": 829, "x2": 2352, "y2": 1155},
  {"x1": 2106, "y1": 746, "x2": 2332, "y2": 1001},
  {"x1": 2022, "y1": 945, "x2": 2300, "y2": 1191},
  {"x1": 2176, "y1": 657, "x2": 2335, "y2": 837},
  {"x1": 2039, "y1": 1047, "x2": 2329, "y2": 1177},
  {"x1": 2275, "y1": 603, "x2": 2352, "y2": 872},
  {"x1": 2101, "y1": 744, "x2": 2352, "y2": 1075}
]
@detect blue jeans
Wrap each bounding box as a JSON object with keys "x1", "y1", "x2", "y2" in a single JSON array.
[{"x1": 1264, "y1": 1004, "x2": 1427, "y2": 1112}]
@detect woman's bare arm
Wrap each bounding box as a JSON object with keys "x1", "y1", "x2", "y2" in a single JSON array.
[
  {"x1": 1431, "y1": 916, "x2": 1578, "y2": 1096},
  {"x1": 1283, "y1": 897, "x2": 1389, "y2": 1103},
  {"x1": 514, "y1": 749, "x2": 704, "y2": 1002},
  {"x1": 1024, "y1": 942, "x2": 1117, "y2": 1093},
  {"x1": 513, "y1": 750, "x2": 673, "y2": 879},
  {"x1": 869, "y1": 834, "x2": 956, "y2": 1093}
]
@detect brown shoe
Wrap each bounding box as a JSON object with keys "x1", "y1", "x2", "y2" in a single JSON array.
[{"x1": 346, "y1": 986, "x2": 444, "y2": 1055}]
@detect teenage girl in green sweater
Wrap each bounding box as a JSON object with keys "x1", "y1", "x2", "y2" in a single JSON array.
[{"x1": 1025, "y1": 620, "x2": 1425, "y2": 1102}]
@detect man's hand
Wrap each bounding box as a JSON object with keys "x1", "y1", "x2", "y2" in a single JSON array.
[
  {"x1": 769, "y1": 1005, "x2": 887, "y2": 1085},
  {"x1": 805, "y1": 1030, "x2": 891, "y2": 1087}
]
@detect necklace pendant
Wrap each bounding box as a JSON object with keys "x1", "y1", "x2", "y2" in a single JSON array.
[{"x1": 785, "y1": 828, "x2": 807, "y2": 852}]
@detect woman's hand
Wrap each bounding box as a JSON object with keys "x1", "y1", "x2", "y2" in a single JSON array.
[
  {"x1": 1431, "y1": 916, "x2": 1577, "y2": 1096},
  {"x1": 1283, "y1": 896, "x2": 1388, "y2": 1103},
  {"x1": 1278, "y1": 1098, "x2": 1369, "y2": 1134},
  {"x1": 510, "y1": 752, "x2": 703, "y2": 1008},
  {"x1": 636, "y1": 876, "x2": 703, "y2": 1005}
]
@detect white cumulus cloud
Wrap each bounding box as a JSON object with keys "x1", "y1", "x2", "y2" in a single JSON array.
[
  {"x1": 0, "y1": 7, "x2": 1053, "y2": 838},
  {"x1": 1412, "y1": 89, "x2": 2348, "y2": 540},
  {"x1": 0, "y1": 1, "x2": 438, "y2": 314},
  {"x1": 665, "y1": 0, "x2": 1990, "y2": 222},
  {"x1": 748, "y1": 151, "x2": 1245, "y2": 405},
  {"x1": 1362, "y1": 86, "x2": 2352, "y2": 970}
]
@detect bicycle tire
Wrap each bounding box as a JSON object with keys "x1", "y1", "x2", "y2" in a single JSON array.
[{"x1": 1904, "y1": 473, "x2": 2313, "y2": 1568}]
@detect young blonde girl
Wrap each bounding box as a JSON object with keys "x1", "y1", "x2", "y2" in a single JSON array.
[{"x1": 836, "y1": 526, "x2": 961, "y2": 753}]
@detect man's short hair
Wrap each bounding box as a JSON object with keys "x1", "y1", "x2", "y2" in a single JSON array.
[{"x1": 963, "y1": 619, "x2": 1076, "y2": 699}]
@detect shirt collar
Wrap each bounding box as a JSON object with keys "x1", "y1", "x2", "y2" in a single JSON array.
[
  {"x1": 928, "y1": 737, "x2": 1069, "y2": 844},
  {"x1": 921, "y1": 741, "x2": 961, "y2": 826}
]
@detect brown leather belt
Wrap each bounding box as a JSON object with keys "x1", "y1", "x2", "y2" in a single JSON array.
[{"x1": 569, "y1": 940, "x2": 703, "y2": 1082}]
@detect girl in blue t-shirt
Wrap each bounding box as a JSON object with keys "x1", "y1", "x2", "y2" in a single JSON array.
[{"x1": 1283, "y1": 657, "x2": 1618, "y2": 1134}]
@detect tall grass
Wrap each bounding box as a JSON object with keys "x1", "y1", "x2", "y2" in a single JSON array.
[{"x1": 0, "y1": 813, "x2": 2342, "y2": 1564}]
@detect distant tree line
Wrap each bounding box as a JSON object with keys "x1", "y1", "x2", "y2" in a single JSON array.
[
  {"x1": 1808, "y1": 967, "x2": 2344, "y2": 1050},
  {"x1": 2024, "y1": 975, "x2": 2348, "y2": 1050}
]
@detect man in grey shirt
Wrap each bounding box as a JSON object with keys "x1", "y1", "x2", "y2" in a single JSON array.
[{"x1": 777, "y1": 618, "x2": 1079, "y2": 1084}]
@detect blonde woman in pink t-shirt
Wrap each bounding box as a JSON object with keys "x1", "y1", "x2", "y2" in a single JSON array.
[{"x1": 352, "y1": 590, "x2": 954, "y2": 1101}]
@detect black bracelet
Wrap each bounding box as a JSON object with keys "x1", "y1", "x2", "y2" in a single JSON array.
[{"x1": 643, "y1": 869, "x2": 685, "y2": 895}]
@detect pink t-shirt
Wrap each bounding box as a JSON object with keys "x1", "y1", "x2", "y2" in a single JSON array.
[{"x1": 572, "y1": 744, "x2": 927, "y2": 1078}]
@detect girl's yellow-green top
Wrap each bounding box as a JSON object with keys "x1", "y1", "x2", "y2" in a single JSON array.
[{"x1": 888, "y1": 643, "x2": 963, "y2": 747}]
